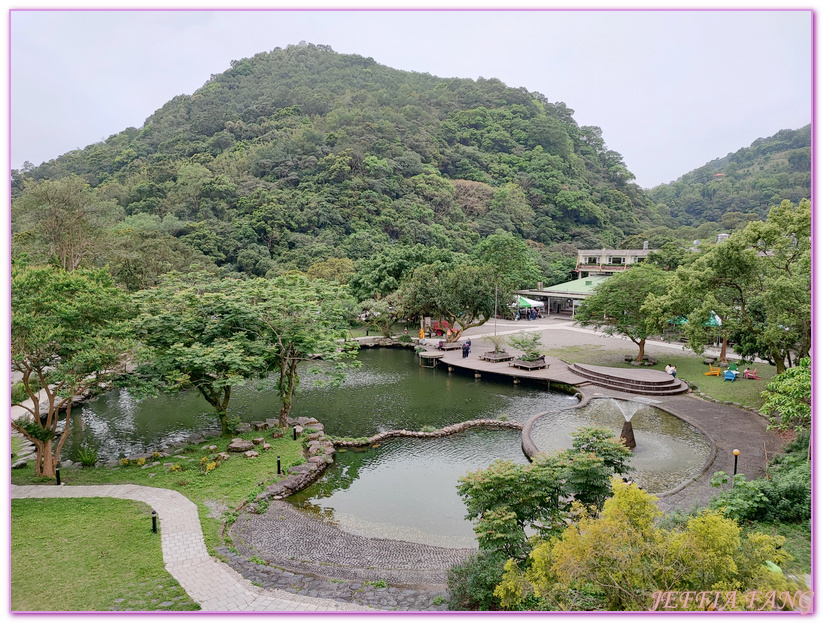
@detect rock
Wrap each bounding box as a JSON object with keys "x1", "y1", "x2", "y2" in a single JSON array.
[
  {"x1": 293, "y1": 426, "x2": 304, "y2": 436},
  {"x1": 11, "y1": 459, "x2": 27, "y2": 469},
  {"x1": 216, "y1": 452, "x2": 230, "y2": 461},
  {"x1": 203, "y1": 430, "x2": 221, "y2": 438},
  {"x1": 307, "y1": 456, "x2": 327, "y2": 465},
  {"x1": 262, "y1": 443, "x2": 271, "y2": 451},
  {"x1": 251, "y1": 421, "x2": 268, "y2": 431},
  {"x1": 243, "y1": 450, "x2": 259, "y2": 458},
  {"x1": 104, "y1": 460, "x2": 120, "y2": 468},
  {"x1": 201, "y1": 444, "x2": 218, "y2": 451},
  {"x1": 235, "y1": 423, "x2": 252, "y2": 433},
  {"x1": 288, "y1": 463, "x2": 314, "y2": 475},
  {"x1": 186, "y1": 434, "x2": 206, "y2": 444},
  {"x1": 61, "y1": 459, "x2": 73, "y2": 468},
  {"x1": 305, "y1": 432, "x2": 323, "y2": 441},
  {"x1": 227, "y1": 439, "x2": 255, "y2": 452},
  {"x1": 265, "y1": 418, "x2": 279, "y2": 428},
  {"x1": 252, "y1": 437, "x2": 265, "y2": 446}
]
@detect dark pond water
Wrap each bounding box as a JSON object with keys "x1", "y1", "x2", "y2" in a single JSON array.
[{"x1": 63, "y1": 347, "x2": 709, "y2": 548}]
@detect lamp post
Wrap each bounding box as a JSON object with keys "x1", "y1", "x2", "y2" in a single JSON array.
[{"x1": 732, "y1": 449, "x2": 740, "y2": 481}]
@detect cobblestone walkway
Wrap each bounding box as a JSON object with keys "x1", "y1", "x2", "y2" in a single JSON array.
[
  {"x1": 227, "y1": 499, "x2": 469, "y2": 610},
  {"x1": 10, "y1": 484, "x2": 367, "y2": 612}
]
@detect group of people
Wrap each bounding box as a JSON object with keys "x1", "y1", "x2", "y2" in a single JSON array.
[
  {"x1": 462, "y1": 339, "x2": 472, "y2": 358},
  {"x1": 516, "y1": 308, "x2": 541, "y2": 321}
]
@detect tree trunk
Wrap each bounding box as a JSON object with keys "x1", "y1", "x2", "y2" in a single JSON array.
[
  {"x1": 39, "y1": 438, "x2": 56, "y2": 478},
  {"x1": 279, "y1": 358, "x2": 299, "y2": 427},
  {"x1": 218, "y1": 412, "x2": 229, "y2": 436},
  {"x1": 718, "y1": 336, "x2": 728, "y2": 363},
  {"x1": 635, "y1": 338, "x2": 646, "y2": 362}
]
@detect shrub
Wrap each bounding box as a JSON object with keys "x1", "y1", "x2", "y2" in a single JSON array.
[
  {"x1": 446, "y1": 550, "x2": 507, "y2": 611},
  {"x1": 119, "y1": 458, "x2": 129, "y2": 466},
  {"x1": 709, "y1": 433, "x2": 810, "y2": 523},
  {"x1": 397, "y1": 334, "x2": 412, "y2": 343},
  {"x1": 136, "y1": 457, "x2": 146, "y2": 467},
  {"x1": 169, "y1": 464, "x2": 183, "y2": 472},
  {"x1": 75, "y1": 444, "x2": 99, "y2": 467}
]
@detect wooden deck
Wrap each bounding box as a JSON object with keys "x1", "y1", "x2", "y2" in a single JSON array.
[{"x1": 423, "y1": 347, "x2": 587, "y2": 387}]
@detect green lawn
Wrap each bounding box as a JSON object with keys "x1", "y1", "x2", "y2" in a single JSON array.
[
  {"x1": 11, "y1": 497, "x2": 199, "y2": 611},
  {"x1": 11, "y1": 435, "x2": 23, "y2": 460},
  {"x1": 11, "y1": 429, "x2": 306, "y2": 553},
  {"x1": 545, "y1": 344, "x2": 776, "y2": 410}
]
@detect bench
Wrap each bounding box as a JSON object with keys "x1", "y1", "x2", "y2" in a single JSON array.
[
  {"x1": 437, "y1": 341, "x2": 465, "y2": 351},
  {"x1": 480, "y1": 352, "x2": 515, "y2": 362},
  {"x1": 509, "y1": 359, "x2": 549, "y2": 370}
]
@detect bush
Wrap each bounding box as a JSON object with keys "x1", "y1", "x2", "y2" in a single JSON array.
[
  {"x1": 446, "y1": 550, "x2": 507, "y2": 611},
  {"x1": 709, "y1": 433, "x2": 810, "y2": 523},
  {"x1": 75, "y1": 444, "x2": 99, "y2": 467}
]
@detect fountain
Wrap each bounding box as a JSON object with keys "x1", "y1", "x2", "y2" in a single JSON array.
[{"x1": 612, "y1": 399, "x2": 642, "y2": 450}]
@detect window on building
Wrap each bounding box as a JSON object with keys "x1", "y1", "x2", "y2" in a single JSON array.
[{"x1": 608, "y1": 256, "x2": 625, "y2": 265}]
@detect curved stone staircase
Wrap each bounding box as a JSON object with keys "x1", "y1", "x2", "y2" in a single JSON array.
[{"x1": 570, "y1": 363, "x2": 689, "y2": 396}]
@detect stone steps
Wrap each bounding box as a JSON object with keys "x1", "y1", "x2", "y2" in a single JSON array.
[{"x1": 570, "y1": 364, "x2": 689, "y2": 396}]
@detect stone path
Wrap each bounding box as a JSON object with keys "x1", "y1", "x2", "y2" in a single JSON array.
[{"x1": 10, "y1": 483, "x2": 368, "y2": 612}]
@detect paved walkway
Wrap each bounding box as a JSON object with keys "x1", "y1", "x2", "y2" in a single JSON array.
[{"x1": 10, "y1": 483, "x2": 368, "y2": 612}]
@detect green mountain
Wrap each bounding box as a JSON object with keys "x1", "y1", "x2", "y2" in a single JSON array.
[
  {"x1": 646, "y1": 125, "x2": 811, "y2": 227},
  {"x1": 13, "y1": 42, "x2": 659, "y2": 279}
]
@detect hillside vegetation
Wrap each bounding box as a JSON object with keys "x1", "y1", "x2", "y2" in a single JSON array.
[
  {"x1": 647, "y1": 125, "x2": 810, "y2": 227},
  {"x1": 13, "y1": 42, "x2": 660, "y2": 287}
]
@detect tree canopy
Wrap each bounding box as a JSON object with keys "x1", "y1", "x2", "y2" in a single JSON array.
[
  {"x1": 574, "y1": 263, "x2": 672, "y2": 361},
  {"x1": 131, "y1": 271, "x2": 358, "y2": 432},
  {"x1": 11, "y1": 264, "x2": 133, "y2": 477}
]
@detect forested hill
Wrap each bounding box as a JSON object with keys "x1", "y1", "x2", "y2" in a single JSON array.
[
  {"x1": 647, "y1": 125, "x2": 811, "y2": 227},
  {"x1": 12, "y1": 42, "x2": 660, "y2": 283}
]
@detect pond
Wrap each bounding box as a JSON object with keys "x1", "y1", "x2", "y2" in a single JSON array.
[
  {"x1": 64, "y1": 347, "x2": 573, "y2": 458},
  {"x1": 64, "y1": 347, "x2": 710, "y2": 548}
]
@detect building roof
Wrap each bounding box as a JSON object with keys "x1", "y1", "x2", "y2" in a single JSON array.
[
  {"x1": 518, "y1": 275, "x2": 611, "y2": 299},
  {"x1": 577, "y1": 249, "x2": 651, "y2": 257}
]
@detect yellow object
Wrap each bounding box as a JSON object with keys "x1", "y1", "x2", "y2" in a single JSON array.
[
  {"x1": 419, "y1": 328, "x2": 425, "y2": 339},
  {"x1": 704, "y1": 364, "x2": 721, "y2": 377}
]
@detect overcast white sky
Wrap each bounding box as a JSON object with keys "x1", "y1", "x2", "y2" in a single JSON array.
[{"x1": 8, "y1": 6, "x2": 813, "y2": 189}]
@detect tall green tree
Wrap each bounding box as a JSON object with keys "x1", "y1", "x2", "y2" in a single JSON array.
[
  {"x1": 251, "y1": 274, "x2": 359, "y2": 425},
  {"x1": 12, "y1": 175, "x2": 123, "y2": 271},
  {"x1": 131, "y1": 272, "x2": 358, "y2": 432},
  {"x1": 11, "y1": 264, "x2": 133, "y2": 478},
  {"x1": 400, "y1": 262, "x2": 496, "y2": 340},
  {"x1": 574, "y1": 264, "x2": 672, "y2": 361},
  {"x1": 760, "y1": 357, "x2": 811, "y2": 432}
]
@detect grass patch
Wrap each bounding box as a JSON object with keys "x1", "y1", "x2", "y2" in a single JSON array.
[
  {"x1": 545, "y1": 344, "x2": 776, "y2": 410},
  {"x1": 11, "y1": 497, "x2": 199, "y2": 611},
  {"x1": 10, "y1": 430, "x2": 306, "y2": 553},
  {"x1": 11, "y1": 436, "x2": 23, "y2": 460},
  {"x1": 744, "y1": 521, "x2": 811, "y2": 578}
]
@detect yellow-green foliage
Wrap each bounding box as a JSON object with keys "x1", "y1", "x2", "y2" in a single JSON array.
[{"x1": 495, "y1": 479, "x2": 800, "y2": 612}]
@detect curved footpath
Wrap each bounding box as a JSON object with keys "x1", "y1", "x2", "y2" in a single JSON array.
[{"x1": 10, "y1": 483, "x2": 368, "y2": 612}]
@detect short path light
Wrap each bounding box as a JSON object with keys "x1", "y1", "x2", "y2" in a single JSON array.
[
  {"x1": 55, "y1": 464, "x2": 61, "y2": 486},
  {"x1": 293, "y1": 427, "x2": 297, "y2": 441},
  {"x1": 732, "y1": 449, "x2": 741, "y2": 480},
  {"x1": 152, "y1": 510, "x2": 158, "y2": 534},
  {"x1": 277, "y1": 456, "x2": 281, "y2": 475}
]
